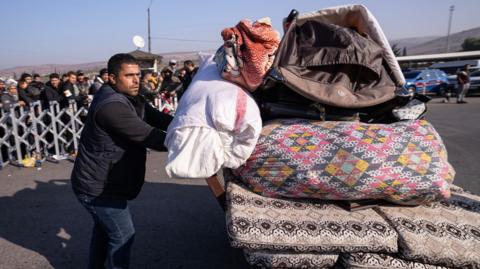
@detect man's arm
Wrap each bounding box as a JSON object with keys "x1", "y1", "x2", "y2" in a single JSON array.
[
  {"x1": 96, "y1": 102, "x2": 168, "y2": 151},
  {"x1": 144, "y1": 103, "x2": 173, "y2": 131}
]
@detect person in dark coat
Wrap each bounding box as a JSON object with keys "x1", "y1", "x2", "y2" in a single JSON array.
[
  {"x1": 59, "y1": 71, "x2": 84, "y2": 108},
  {"x1": 139, "y1": 69, "x2": 158, "y2": 104},
  {"x1": 17, "y1": 79, "x2": 40, "y2": 106},
  {"x1": 182, "y1": 60, "x2": 198, "y2": 91},
  {"x1": 71, "y1": 53, "x2": 173, "y2": 269},
  {"x1": 40, "y1": 73, "x2": 62, "y2": 109},
  {"x1": 89, "y1": 68, "x2": 109, "y2": 95}
]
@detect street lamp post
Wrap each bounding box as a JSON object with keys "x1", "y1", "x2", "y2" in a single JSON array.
[
  {"x1": 446, "y1": 5, "x2": 455, "y2": 53},
  {"x1": 147, "y1": 7, "x2": 151, "y2": 53}
]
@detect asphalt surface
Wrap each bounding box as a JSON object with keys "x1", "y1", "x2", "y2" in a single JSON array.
[{"x1": 0, "y1": 96, "x2": 479, "y2": 269}]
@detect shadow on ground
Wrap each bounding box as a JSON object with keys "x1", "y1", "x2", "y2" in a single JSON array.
[{"x1": 0, "y1": 179, "x2": 251, "y2": 269}]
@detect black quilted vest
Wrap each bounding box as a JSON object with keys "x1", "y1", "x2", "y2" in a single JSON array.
[{"x1": 71, "y1": 84, "x2": 147, "y2": 200}]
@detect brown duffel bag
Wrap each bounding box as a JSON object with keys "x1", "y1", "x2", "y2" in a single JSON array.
[{"x1": 260, "y1": 5, "x2": 405, "y2": 109}]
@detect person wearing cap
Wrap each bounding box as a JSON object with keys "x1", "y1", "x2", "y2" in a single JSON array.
[
  {"x1": 76, "y1": 71, "x2": 90, "y2": 105},
  {"x1": 33, "y1": 74, "x2": 43, "y2": 84},
  {"x1": 90, "y1": 68, "x2": 109, "y2": 95},
  {"x1": 1, "y1": 83, "x2": 23, "y2": 111},
  {"x1": 160, "y1": 66, "x2": 181, "y2": 96},
  {"x1": 168, "y1": 59, "x2": 177, "y2": 73}
]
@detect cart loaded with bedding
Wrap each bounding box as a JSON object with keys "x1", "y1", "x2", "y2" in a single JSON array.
[{"x1": 164, "y1": 5, "x2": 480, "y2": 269}]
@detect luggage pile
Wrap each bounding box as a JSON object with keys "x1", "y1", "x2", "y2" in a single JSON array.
[
  {"x1": 165, "y1": 4, "x2": 480, "y2": 268},
  {"x1": 214, "y1": 5, "x2": 479, "y2": 269},
  {"x1": 225, "y1": 177, "x2": 480, "y2": 268}
]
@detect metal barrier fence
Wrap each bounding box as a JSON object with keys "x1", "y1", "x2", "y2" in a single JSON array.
[{"x1": 0, "y1": 96, "x2": 177, "y2": 169}]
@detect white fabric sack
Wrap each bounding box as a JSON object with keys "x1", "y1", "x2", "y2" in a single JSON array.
[{"x1": 164, "y1": 54, "x2": 262, "y2": 178}]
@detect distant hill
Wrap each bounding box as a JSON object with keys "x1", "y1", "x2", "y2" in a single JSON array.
[
  {"x1": 389, "y1": 36, "x2": 441, "y2": 52},
  {"x1": 0, "y1": 51, "x2": 217, "y2": 79},
  {"x1": 2, "y1": 27, "x2": 480, "y2": 78},
  {"x1": 405, "y1": 27, "x2": 480, "y2": 55},
  {"x1": 0, "y1": 61, "x2": 107, "y2": 79}
]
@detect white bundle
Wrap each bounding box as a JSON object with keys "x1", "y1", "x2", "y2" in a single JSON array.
[{"x1": 164, "y1": 54, "x2": 262, "y2": 178}]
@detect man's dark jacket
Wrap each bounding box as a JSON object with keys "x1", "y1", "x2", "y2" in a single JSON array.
[
  {"x1": 71, "y1": 84, "x2": 172, "y2": 200},
  {"x1": 40, "y1": 82, "x2": 61, "y2": 109}
]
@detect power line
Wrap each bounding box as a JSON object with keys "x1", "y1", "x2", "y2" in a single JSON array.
[{"x1": 150, "y1": 37, "x2": 219, "y2": 43}]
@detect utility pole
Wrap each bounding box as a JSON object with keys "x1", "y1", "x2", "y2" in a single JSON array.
[
  {"x1": 446, "y1": 5, "x2": 455, "y2": 53},
  {"x1": 147, "y1": 7, "x2": 151, "y2": 53}
]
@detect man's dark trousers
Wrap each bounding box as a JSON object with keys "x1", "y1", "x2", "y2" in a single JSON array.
[{"x1": 77, "y1": 194, "x2": 135, "y2": 269}]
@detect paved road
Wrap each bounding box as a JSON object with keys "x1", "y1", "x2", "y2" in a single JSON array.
[{"x1": 0, "y1": 96, "x2": 479, "y2": 269}]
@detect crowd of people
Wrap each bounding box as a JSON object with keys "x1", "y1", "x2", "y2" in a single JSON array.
[{"x1": 0, "y1": 58, "x2": 198, "y2": 113}]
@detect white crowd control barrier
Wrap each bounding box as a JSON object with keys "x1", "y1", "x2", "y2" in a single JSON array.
[{"x1": 0, "y1": 96, "x2": 177, "y2": 169}]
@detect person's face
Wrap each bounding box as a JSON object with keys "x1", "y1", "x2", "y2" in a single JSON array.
[
  {"x1": 25, "y1": 76, "x2": 32, "y2": 84},
  {"x1": 18, "y1": 82, "x2": 28, "y2": 89},
  {"x1": 164, "y1": 71, "x2": 172, "y2": 78},
  {"x1": 34, "y1": 77, "x2": 42, "y2": 83},
  {"x1": 0, "y1": 82, "x2": 5, "y2": 90},
  {"x1": 50, "y1": 77, "x2": 60, "y2": 88},
  {"x1": 101, "y1": 73, "x2": 109, "y2": 82},
  {"x1": 77, "y1": 75, "x2": 84, "y2": 82},
  {"x1": 8, "y1": 86, "x2": 17, "y2": 95},
  {"x1": 110, "y1": 63, "x2": 140, "y2": 96},
  {"x1": 179, "y1": 70, "x2": 186, "y2": 78},
  {"x1": 185, "y1": 64, "x2": 194, "y2": 72},
  {"x1": 68, "y1": 74, "x2": 77, "y2": 84}
]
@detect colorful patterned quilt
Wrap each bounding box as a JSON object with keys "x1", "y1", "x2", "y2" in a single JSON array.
[{"x1": 233, "y1": 119, "x2": 455, "y2": 205}]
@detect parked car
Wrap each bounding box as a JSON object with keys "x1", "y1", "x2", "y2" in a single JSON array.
[{"x1": 402, "y1": 69, "x2": 449, "y2": 95}]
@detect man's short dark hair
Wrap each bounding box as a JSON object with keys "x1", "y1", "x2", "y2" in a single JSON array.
[
  {"x1": 33, "y1": 73, "x2": 40, "y2": 78},
  {"x1": 67, "y1": 71, "x2": 76, "y2": 77},
  {"x1": 20, "y1": 73, "x2": 32, "y2": 80},
  {"x1": 99, "y1": 68, "x2": 108, "y2": 76},
  {"x1": 108, "y1": 53, "x2": 138, "y2": 77},
  {"x1": 184, "y1": 60, "x2": 194, "y2": 67},
  {"x1": 49, "y1": 73, "x2": 60, "y2": 79}
]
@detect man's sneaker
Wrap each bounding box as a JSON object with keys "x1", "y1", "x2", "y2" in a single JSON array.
[{"x1": 457, "y1": 100, "x2": 468, "y2": 104}]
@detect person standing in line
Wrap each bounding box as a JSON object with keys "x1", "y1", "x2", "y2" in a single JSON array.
[
  {"x1": 90, "y1": 68, "x2": 109, "y2": 95},
  {"x1": 71, "y1": 53, "x2": 173, "y2": 269},
  {"x1": 40, "y1": 73, "x2": 62, "y2": 109},
  {"x1": 456, "y1": 64, "x2": 470, "y2": 104}
]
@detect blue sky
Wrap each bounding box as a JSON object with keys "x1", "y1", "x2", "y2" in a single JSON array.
[{"x1": 0, "y1": 0, "x2": 479, "y2": 69}]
